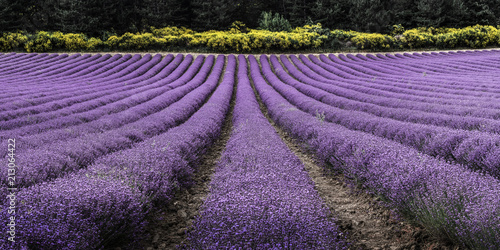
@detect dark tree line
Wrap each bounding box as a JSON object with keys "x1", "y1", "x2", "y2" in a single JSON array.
[{"x1": 1, "y1": 0, "x2": 500, "y2": 36}]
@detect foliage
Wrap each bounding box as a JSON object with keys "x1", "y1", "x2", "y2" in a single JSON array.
[
  {"x1": 0, "y1": 31, "x2": 28, "y2": 51},
  {"x1": 228, "y1": 21, "x2": 249, "y2": 34},
  {"x1": 351, "y1": 33, "x2": 394, "y2": 50},
  {"x1": 1, "y1": 0, "x2": 500, "y2": 36},
  {"x1": 401, "y1": 25, "x2": 500, "y2": 49},
  {"x1": 391, "y1": 24, "x2": 405, "y2": 35},
  {"x1": 258, "y1": 11, "x2": 292, "y2": 32},
  {"x1": 2, "y1": 24, "x2": 500, "y2": 53},
  {"x1": 21, "y1": 31, "x2": 102, "y2": 52}
]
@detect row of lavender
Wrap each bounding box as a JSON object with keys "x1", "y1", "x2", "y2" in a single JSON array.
[
  {"x1": 184, "y1": 55, "x2": 347, "y2": 249},
  {"x1": 267, "y1": 52, "x2": 500, "y2": 178},
  {"x1": 249, "y1": 53, "x2": 500, "y2": 248},
  {"x1": 320, "y1": 52, "x2": 500, "y2": 99},
  {"x1": 1, "y1": 54, "x2": 235, "y2": 249},
  {"x1": 0, "y1": 54, "x2": 160, "y2": 115},
  {"x1": 296, "y1": 54, "x2": 500, "y2": 117},
  {"x1": 0, "y1": 54, "x2": 216, "y2": 196}
]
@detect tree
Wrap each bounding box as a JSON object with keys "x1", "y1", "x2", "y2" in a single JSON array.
[{"x1": 191, "y1": 0, "x2": 242, "y2": 30}]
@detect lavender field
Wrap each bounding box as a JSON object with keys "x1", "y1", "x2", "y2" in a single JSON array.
[{"x1": 1, "y1": 51, "x2": 500, "y2": 249}]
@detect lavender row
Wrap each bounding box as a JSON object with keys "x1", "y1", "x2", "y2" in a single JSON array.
[
  {"x1": 278, "y1": 55, "x2": 500, "y2": 132},
  {"x1": 1, "y1": 53, "x2": 116, "y2": 87},
  {"x1": 0, "y1": 54, "x2": 196, "y2": 153},
  {"x1": 361, "y1": 52, "x2": 500, "y2": 86},
  {"x1": 366, "y1": 51, "x2": 500, "y2": 74},
  {"x1": 331, "y1": 52, "x2": 500, "y2": 91},
  {"x1": 283, "y1": 55, "x2": 500, "y2": 121},
  {"x1": 0, "y1": 53, "x2": 53, "y2": 70},
  {"x1": 0, "y1": 54, "x2": 158, "y2": 116},
  {"x1": 0, "y1": 55, "x2": 222, "y2": 193},
  {"x1": 394, "y1": 51, "x2": 500, "y2": 72},
  {"x1": 0, "y1": 54, "x2": 77, "y2": 94},
  {"x1": 0, "y1": 54, "x2": 142, "y2": 109},
  {"x1": 0, "y1": 55, "x2": 235, "y2": 250},
  {"x1": 0, "y1": 54, "x2": 147, "y2": 110},
  {"x1": 0, "y1": 52, "x2": 27, "y2": 64},
  {"x1": 317, "y1": 54, "x2": 500, "y2": 102},
  {"x1": 0, "y1": 53, "x2": 80, "y2": 77},
  {"x1": 324, "y1": 52, "x2": 500, "y2": 93},
  {"x1": 304, "y1": 55, "x2": 500, "y2": 110},
  {"x1": 0, "y1": 54, "x2": 160, "y2": 122},
  {"x1": 0, "y1": 54, "x2": 58, "y2": 74},
  {"x1": 347, "y1": 51, "x2": 500, "y2": 76},
  {"x1": 185, "y1": 55, "x2": 347, "y2": 249},
  {"x1": 0, "y1": 54, "x2": 179, "y2": 132},
  {"x1": 249, "y1": 55, "x2": 500, "y2": 249},
  {"x1": 0, "y1": 53, "x2": 145, "y2": 103},
  {"x1": 1, "y1": 53, "x2": 89, "y2": 79},
  {"x1": 2, "y1": 53, "x2": 104, "y2": 81},
  {"x1": 261, "y1": 55, "x2": 500, "y2": 179},
  {"x1": 327, "y1": 52, "x2": 500, "y2": 93},
  {"x1": 4, "y1": 53, "x2": 103, "y2": 85}
]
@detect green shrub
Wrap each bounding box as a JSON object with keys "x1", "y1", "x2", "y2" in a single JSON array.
[
  {"x1": 391, "y1": 24, "x2": 405, "y2": 36},
  {"x1": 258, "y1": 11, "x2": 292, "y2": 32}
]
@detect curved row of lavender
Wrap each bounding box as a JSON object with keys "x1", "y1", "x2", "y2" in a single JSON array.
[
  {"x1": 262, "y1": 55, "x2": 500, "y2": 178},
  {"x1": 336, "y1": 51, "x2": 500, "y2": 85},
  {"x1": 314, "y1": 53, "x2": 500, "y2": 105},
  {"x1": 0, "y1": 54, "x2": 150, "y2": 111},
  {"x1": 249, "y1": 54, "x2": 500, "y2": 249},
  {"x1": 293, "y1": 54, "x2": 500, "y2": 119},
  {"x1": 0, "y1": 54, "x2": 177, "y2": 128},
  {"x1": 0, "y1": 54, "x2": 191, "y2": 142},
  {"x1": 0, "y1": 54, "x2": 140, "y2": 110},
  {"x1": 281, "y1": 54, "x2": 500, "y2": 133},
  {"x1": 0, "y1": 55, "x2": 222, "y2": 196},
  {"x1": 185, "y1": 55, "x2": 347, "y2": 249},
  {"x1": 309, "y1": 54, "x2": 500, "y2": 109},
  {"x1": 0, "y1": 55, "x2": 235, "y2": 249}
]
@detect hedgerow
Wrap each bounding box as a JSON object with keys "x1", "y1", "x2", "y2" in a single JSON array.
[{"x1": 1, "y1": 24, "x2": 500, "y2": 52}]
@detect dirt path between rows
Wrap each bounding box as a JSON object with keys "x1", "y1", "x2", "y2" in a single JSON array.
[
  {"x1": 249, "y1": 57, "x2": 462, "y2": 250},
  {"x1": 136, "y1": 58, "x2": 236, "y2": 250}
]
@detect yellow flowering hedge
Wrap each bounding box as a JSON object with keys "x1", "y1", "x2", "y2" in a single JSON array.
[
  {"x1": 0, "y1": 32, "x2": 28, "y2": 51},
  {"x1": 401, "y1": 25, "x2": 500, "y2": 49},
  {"x1": 22, "y1": 31, "x2": 102, "y2": 52},
  {"x1": 455, "y1": 25, "x2": 500, "y2": 48},
  {"x1": 351, "y1": 33, "x2": 394, "y2": 50},
  {"x1": 400, "y1": 29, "x2": 436, "y2": 49},
  {"x1": 1, "y1": 24, "x2": 500, "y2": 52}
]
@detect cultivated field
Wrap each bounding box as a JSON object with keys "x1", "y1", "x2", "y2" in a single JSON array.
[{"x1": 0, "y1": 51, "x2": 499, "y2": 249}]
